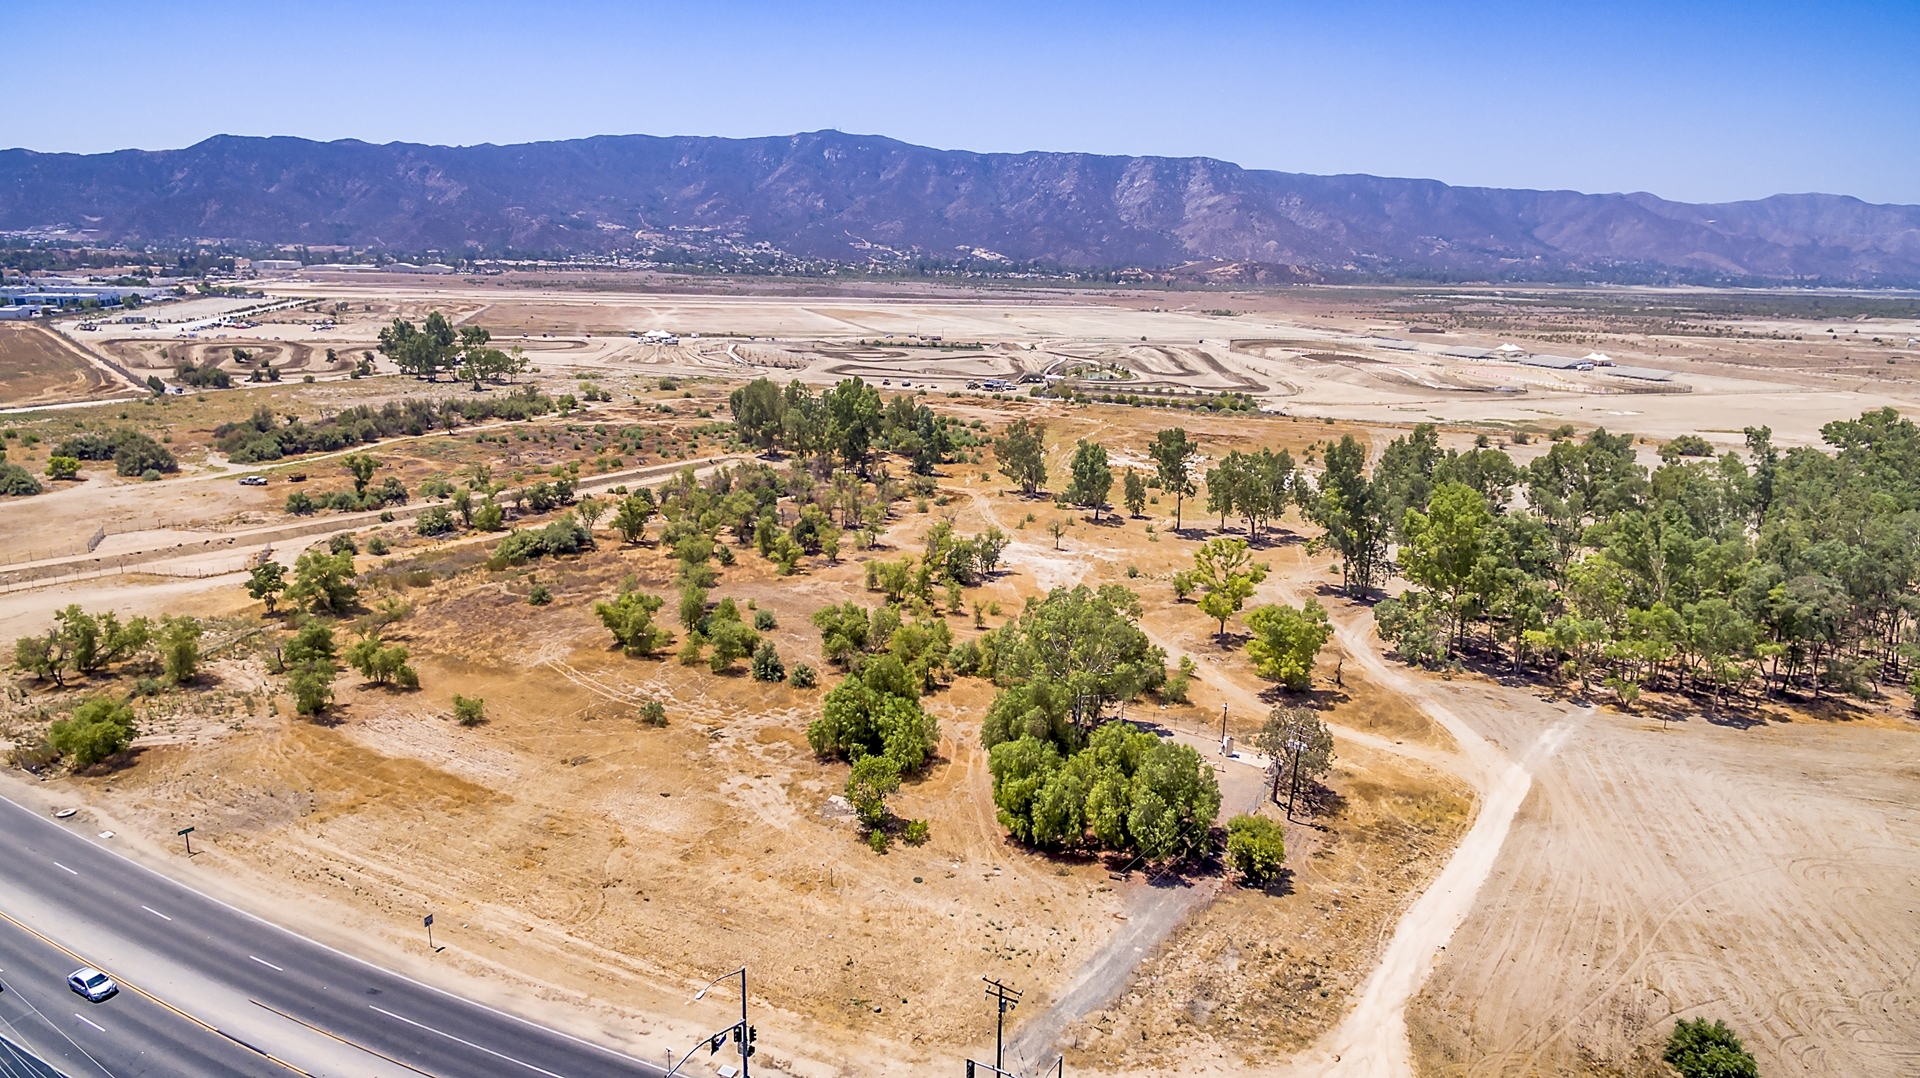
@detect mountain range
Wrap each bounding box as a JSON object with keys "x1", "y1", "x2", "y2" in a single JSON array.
[{"x1": 3, "y1": 130, "x2": 1918, "y2": 284}]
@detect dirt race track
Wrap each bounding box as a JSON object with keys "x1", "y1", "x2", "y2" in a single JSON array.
[{"x1": 1406, "y1": 677, "x2": 1920, "y2": 1077}]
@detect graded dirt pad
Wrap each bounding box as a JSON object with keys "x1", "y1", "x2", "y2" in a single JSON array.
[
  {"x1": 1404, "y1": 677, "x2": 1920, "y2": 1078},
  {"x1": 0, "y1": 324, "x2": 121, "y2": 407}
]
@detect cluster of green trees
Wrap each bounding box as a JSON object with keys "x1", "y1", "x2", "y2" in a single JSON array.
[
  {"x1": 941, "y1": 584, "x2": 1219, "y2": 862},
  {"x1": 55, "y1": 428, "x2": 178, "y2": 478},
  {"x1": 376, "y1": 313, "x2": 530, "y2": 385},
  {"x1": 729, "y1": 376, "x2": 981, "y2": 476},
  {"x1": 991, "y1": 720, "x2": 1220, "y2": 862},
  {"x1": 13, "y1": 605, "x2": 202, "y2": 689},
  {"x1": 215, "y1": 390, "x2": 554, "y2": 463},
  {"x1": 1365, "y1": 411, "x2": 1920, "y2": 706},
  {"x1": 1204, "y1": 447, "x2": 1299, "y2": 539}
]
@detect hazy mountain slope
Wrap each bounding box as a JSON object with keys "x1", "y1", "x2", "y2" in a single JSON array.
[{"x1": 3, "y1": 130, "x2": 1915, "y2": 281}]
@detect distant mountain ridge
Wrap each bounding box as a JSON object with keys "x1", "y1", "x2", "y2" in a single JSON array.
[{"x1": 3, "y1": 130, "x2": 1918, "y2": 283}]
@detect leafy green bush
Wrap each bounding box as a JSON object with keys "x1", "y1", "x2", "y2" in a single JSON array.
[
  {"x1": 751, "y1": 640, "x2": 785, "y2": 682},
  {"x1": 903, "y1": 819, "x2": 930, "y2": 845},
  {"x1": 285, "y1": 490, "x2": 316, "y2": 515},
  {"x1": 0, "y1": 462, "x2": 41, "y2": 496},
  {"x1": 452, "y1": 695, "x2": 486, "y2": 726},
  {"x1": 1225, "y1": 814, "x2": 1287, "y2": 885},
  {"x1": 415, "y1": 506, "x2": 456, "y2": 536},
  {"x1": 787, "y1": 662, "x2": 817, "y2": 689},
  {"x1": 846, "y1": 755, "x2": 900, "y2": 829},
  {"x1": 49, "y1": 697, "x2": 138, "y2": 768},
  {"x1": 528, "y1": 582, "x2": 552, "y2": 606},
  {"x1": 490, "y1": 514, "x2": 593, "y2": 566},
  {"x1": 637, "y1": 699, "x2": 667, "y2": 727},
  {"x1": 1663, "y1": 1019, "x2": 1757, "y2": 1078},
  {"x1": 594, "y1": 590, "x2": 671, "y2": 657}
]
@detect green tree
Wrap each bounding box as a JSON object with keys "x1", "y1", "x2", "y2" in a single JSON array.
[
  {"x1": 1066, "y1": 439, "x2": 1113, "y2": 520},
  {"x1": 610, "y1": 491, "x2": 657, "y2": 544},
  {"x1": 344, "y1": 633, "x2": 417, "y2": 687},
  {"x1": 45, "y1": 455, "x2": 80, "y2": 480},
  {"x1": 157, "y1": 616, "x2": 203, "y2": 684},
  {"x1": 1253, "y1": 704, "x2": 1334, "y2": 818},
  {"x1": 247, "y1": 561, "x2": 287, "y2": 613},
  {"x1": 1308, "y1": 434, "x2": 1390, "y2": 595},
  {"x1": 342, "y1": 453, "x2": 379, "y2": 495},
  {"x1": 1192, "y1": 536, "x2": 1268, "y2": 640},
  {"x1": 48, "y1": 697, "x2": 137, "y2": 769},
  {"x1": 1400, "y1": 481, "x2": 1493, "y2": 654},
  {"x1": 594, "y1": 590, "x2": 672, "y2": 657},
  {"x1": 994, "y1": 418, "x2": 1047, "y2": 496},
  {"x1": 287, "y1": 549, "x2": 358, "y2": 614},
  {"x1": 1225, "y1": 814, "x2": 1286, "y2": 886},
  {"x1": 1149, "y1": 428, "x2": 1198, "y2": 531},
  {"x1": 1244, "y1": 600, "x2": 1332, "y2": 690},
  {"x1": 453, "y1": 695, "x2": 486, "y2": 726},
  {"x1": 729, "y1": 377, "x2": 788, "y2": 451},
  {"x1": 1663, "y1": 1019, "x2": 1758, "y2": 1078},
  {"x1": 845, "y1": 754, "x2": 901, "y2": 830},
  {"x1": 1123, "y1": 467, "x2": 1148, "y2": 517},
  {"x1": 807, "y1": 669, "x2": 940, "y2": 772}
]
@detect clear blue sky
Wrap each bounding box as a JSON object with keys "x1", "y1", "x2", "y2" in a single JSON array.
[{"x1": 7, "y1": 0, "x2": 1917, "y2": 204}]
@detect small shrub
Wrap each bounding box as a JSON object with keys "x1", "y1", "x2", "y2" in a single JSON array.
[
  {"x1": 452, "y1": 695, "x2": 486, "y2": 726},
  {"x1": 528, "y1": 582, "x2": 553, "y2": 606},
  {"x1": 366, "y1": 536, "x2": 389, "y2": 555},
  {"x1": 637, "y1": 699, "x2": 667, "y2": 727},
  {"x1": 329, "y1": 533, "x2": 359, "y2": 556},
  {"x1": 1225, "y1": 814, "x2": 1286, "y2": 885},
  {"x1": 867, "y1": 829, "x2": 890, "y2": 854},
  {"x1": 1663, "y1": 1019, "x2": 1758, "y2": 1078},
  {"x1": 787, "y1": 662, "x2": 818, "y2": 689},
  {"x1": 753, "y1": 608, "x2": 777, "y2": 631},
  {"x1": 415, "y1": 506, "x2": 456, "y2": 536},
  {"x1": 751, "y1": 640, "x2": 785, "y2": 682},
  {"x1": 903, "y1": 819, "x2": 930, "y2": 845}
]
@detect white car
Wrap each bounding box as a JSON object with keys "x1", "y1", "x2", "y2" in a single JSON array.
[
  {"x1": 238, "y1": 476, "x2": 268, "y2": 486},
  {"x1": 68, "y1": 967, "x2": 117, "y2": 1002}
]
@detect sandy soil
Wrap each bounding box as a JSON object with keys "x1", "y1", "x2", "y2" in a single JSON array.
[{"x1": 1404, "y1": 675, "x2": 1920, "y2": 1077}]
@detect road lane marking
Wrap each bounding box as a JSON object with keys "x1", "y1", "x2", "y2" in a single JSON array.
[
  {"x1": 249, "y1": 956, "x2": 284, "y2": 971},
  {"x1": 141, "y1": 906, "x2": 172, "y2": 922},
  {"x1": 52, "y1": 863, "x2": 77, "y2": 875},
  {"x1": 369, "y1": 1005, "x2": 569, "y2": 1078},
  {"x1": 71, "y1": 1013, "x2": 105, "y2": 1033},
  {"x1": 251, "y1": 1000, "x2": 441, "y2": 1078}
]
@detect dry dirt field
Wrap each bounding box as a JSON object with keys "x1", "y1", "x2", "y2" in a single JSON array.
[
  {"x1": 0, "y1": 323, "x2": 126, "y2": 408},
  {"x1": 4, "y1": 274, "x2": 1919, "y2": 1078}
]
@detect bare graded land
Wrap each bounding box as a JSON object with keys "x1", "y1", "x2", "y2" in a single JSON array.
[
  {"x1": 1405, "y1": 674, "x2": 1920, "y2": 1078},
  {"x1": 0, "y1": 323, "x2": 123, "y2": 407},
  {"x1": 5, "y1": 274, "x2": 1920, "y2": 1078}
]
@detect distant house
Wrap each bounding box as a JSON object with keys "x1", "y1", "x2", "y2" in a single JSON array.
[{"x1": 254, "y1": 259, "x2": 303, "y2": 273}]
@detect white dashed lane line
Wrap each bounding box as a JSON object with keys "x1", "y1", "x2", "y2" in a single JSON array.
[
  {"x1": 52, "y1": 863, "x2": 78, "y2": 875},
  {"x1": 72, "y1": 1013, "x2": 106, "y2": 1033},
  {"x1": 248, "y1": 956, "x2": 283, "y2": 972},
  {"x1": 141, "y1": 906, "x2": 172, "y2": 922}
]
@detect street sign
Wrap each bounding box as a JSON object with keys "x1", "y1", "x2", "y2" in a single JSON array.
[{"x1": 176, "y1": 826, "x2": 195, "y2": 836}]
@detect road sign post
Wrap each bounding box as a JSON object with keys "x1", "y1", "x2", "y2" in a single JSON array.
[
  {"x1": 177, "y1": 825, "x2": 195, "y2": 856},
  {"x1": 424, "y1": 913, "x2": 435, "y2": 951}
]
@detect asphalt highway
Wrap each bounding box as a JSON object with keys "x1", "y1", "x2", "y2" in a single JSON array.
[{"x1": 0, "y1": 794, "x2": 670, "y2": 1078}]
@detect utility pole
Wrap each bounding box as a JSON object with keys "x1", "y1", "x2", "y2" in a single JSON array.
[{"x1": 983, "y1": 977, "x2": 1022, "y2": 1073}]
